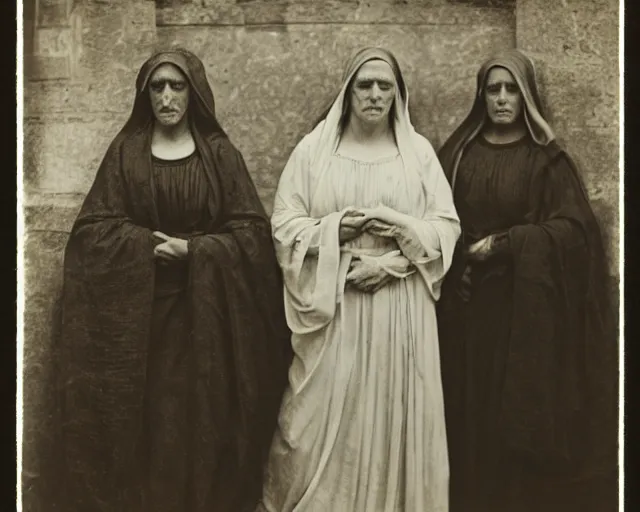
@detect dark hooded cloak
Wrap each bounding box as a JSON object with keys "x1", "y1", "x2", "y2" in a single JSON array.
[
  {"x1": 437, "y1": 49, "x2": 617, "y2": 511},
  {"x1": 50, "y1": 49, "x2": 291, "y2": 512}
]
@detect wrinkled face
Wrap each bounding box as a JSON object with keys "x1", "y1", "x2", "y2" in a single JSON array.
[
  {"x1": 484, "y1": 66, "x2": 523, "y2": 126},
  {"x1": 149, "y1": 63, "x2": 190, "y2": 127},
  {"x1": 349, "y1": 59, "x2": 397, "y2": 127}
]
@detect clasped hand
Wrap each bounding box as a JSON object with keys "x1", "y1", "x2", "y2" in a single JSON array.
[
  {"x1": 339, "y1": 205, "x2": 400, "y2": 243},
  {"x1": 153, "y1": 231, "x2": 189, "y2": 262},
  {"x1": 465, "y1": 234, "x2": 495, "y2": 262},
  {"x1": 341, "y1": 205, "x2": 402, "y2": 293},
  {"x1": 346, "y1": 258, "x2": 394, "y2": 294}
]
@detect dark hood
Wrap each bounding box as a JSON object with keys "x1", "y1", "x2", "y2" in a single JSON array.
[
  {"x1": 439, "y1": 49, "x2": 555, "y2": 188},
  {"x1": 122, "y1": 48, "x2": 227, "y2": 139}
]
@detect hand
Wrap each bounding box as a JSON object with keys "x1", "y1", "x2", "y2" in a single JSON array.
[
  {"x1": 357, "y1": 204, "x2": 404, "y2": 227},
  {"x1": 362, "y1": 219, "x2": 397, "y2": 239},
  {"x1": 339, "y1": 210, "x2": 368, "y2": 244},
  {"x1": 153, "y1": 231, "x2": 189, "y2": 262},
  {"x1": 346, "y1": 258, "x2": 394, "y2": 293},
  {"x1": 466, "y1": 235, "x2": 494, "y2": 262}
]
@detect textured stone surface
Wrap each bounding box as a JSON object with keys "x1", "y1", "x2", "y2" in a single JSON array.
[
  {"x1": 25, "y1": 195, "x2": 85, "y2": 233},
  {"x1": 533, "y1": 60, "x2": 619, "y2": 133},
  {"x1": 157, "y1": 20, "x2": 513, "y2": 212},
  {"x1": 25, "y1": 114, "x2": 127, "y2": 195},
  {"x1": 36, "y1": 0, "x2": 73, "y2": 27},
  {"x1": 28, "y1": 55, "x2": 72, "y2": 81},
  {"x1": 516, "y1": 0, "x2": 618, "y2": 61},
  {"x1": 24, "y1": 81, "x2": 135, "y2": 116},
  {"x1": 33, "y1": 27, "x2": 71, "y2": 56},
  {"x1": 71, "y1": 2, "x2": 157, "y2": 88},
  {"x1": 157, "y1": 0, "x2": 514, "y2": 26}
]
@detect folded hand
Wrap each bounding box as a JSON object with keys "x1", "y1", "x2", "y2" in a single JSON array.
[
  {"x1": 153, "y1": 231, "x2": 189, "y2": 262},
  {"x1": 339, "y1": 209, "x2": 370, "y2": 243},
  {"x1": 357, "y1": 204, "x2": 403, "y2": 227},
  {"x1": 346, "y1": 258, "x2": 394, "y2": 293},
  {"x1": 363, "y1": 219, "x2": 397, "y2": 238},
  {"x1": 466, "y1": 235, "x2": 494, "y2": 261}
]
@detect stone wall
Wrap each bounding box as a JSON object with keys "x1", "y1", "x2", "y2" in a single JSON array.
[{"x1": 21, "y1": 1, "x2": 618, "y2": 509}]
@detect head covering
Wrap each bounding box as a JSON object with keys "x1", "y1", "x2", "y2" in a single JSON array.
[
  {"x1": 439, "y1": 48, "x2": 555, "y2": 189},
  {"x1": 121, "y1": 47, "x2": 227, "y2": 138},
  {"x1": 109, "y1": 48, "x2": 231, "y2": 223},
  {"x1": 305, "y1": 46, "x2": 427, "y2": 188}
]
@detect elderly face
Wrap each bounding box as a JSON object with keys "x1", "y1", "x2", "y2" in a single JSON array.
[
  {"x1": 484, "y1": 66, "x2": 523, "y2": 127},
  {"x1": 349, "y1": 59, "x2": 397, "y2": 127},
  {"x1": 148, "y1": 63, "x2": 190, "y2": 127}
]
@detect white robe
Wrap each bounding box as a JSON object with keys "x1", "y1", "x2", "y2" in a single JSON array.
[{"x1": 260, "y1": 123, "x2": 460, "y2": 511}]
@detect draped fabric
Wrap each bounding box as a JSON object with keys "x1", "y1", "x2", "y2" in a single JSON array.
[
  {"x1": 49, "y1": 49, "x2": 291, "y2": 512},
  {"x1": 259, "y1": 47, "x2": 460, "y2": 511},
  {"x1": 437, "y1": 49, "x2": 618, "y2": 511}
]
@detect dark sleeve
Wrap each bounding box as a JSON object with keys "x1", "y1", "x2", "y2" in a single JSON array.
[
  {"x1": 499, "y1": 152, "x2": 616, "y2": 475},
  {"x1": 65, "y1": 140, "x2": 157, "y2": 276},
  {"x1": 508, "y1": 153, "x2": 589, "y2": 256},
  {"x1": 485, "y1": 154, "x2": 588, "y2": 259}
]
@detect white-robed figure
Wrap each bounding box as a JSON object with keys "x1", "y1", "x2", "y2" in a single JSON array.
[{"x1": 258, "y1": 47, "x2": 461, "y2": 512}]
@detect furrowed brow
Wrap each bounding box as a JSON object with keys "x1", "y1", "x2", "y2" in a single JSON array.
[
  {"x1": 355, "y1": 77, "x2": 395, "y2": 85},
  {"x1": 150, "y1": 77, "x2": 186, "y2": 86},
  {"x1": 486, "y1": 80, "x2": 517, "y2": 88}
]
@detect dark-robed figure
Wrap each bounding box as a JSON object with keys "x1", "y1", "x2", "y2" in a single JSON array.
[
  {"x1": 52, "y1": 49, "x2": 291, "y2": 512},
  {"x1": 437, "y1": 49, "x2": 618, "y2": 511}
]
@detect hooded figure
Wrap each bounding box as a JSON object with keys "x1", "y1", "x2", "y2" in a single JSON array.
[
  {"x1": 257, "y1": 47, "x2": 460, "y2": 512},
  {"x1": 437, "y1": 49, "x2": 617, "y2": 511},
  {"x1": 49, "y1": 48, "x2": 291, "y2": 512}
]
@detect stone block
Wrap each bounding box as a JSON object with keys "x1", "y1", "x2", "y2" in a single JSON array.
[
  {"x1": 532, "y1": 60, "x2": 618, "y2": 133},
  {"x1": 28, "y1": 55, "x2": 72, "y2": 81},
  {"x1": 23, "y1": 81, "x2": 132, "y2": 116},
  {"x1": 516, "y1": 0, "x2": 618, "y2": 61},
  {"x1": 24, "y1": 114, "x2": 127, "y2": 196},
  {"x1": 158, "y1": 21, "x2": 513, "y2": 213},
  {"x1": 36, "y1": 0, "x2": 73, "y2": 27},
  {"x1": 70, "y1": 1, "x2": 156, "y2": 104},
  {"x1": 33, "y1": 27, "x2": 71, "y2": 57}
]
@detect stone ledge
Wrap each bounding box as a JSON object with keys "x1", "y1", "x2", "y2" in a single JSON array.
[{"x1": 157, "y1": 3, "x2": 514, "y2": 26}]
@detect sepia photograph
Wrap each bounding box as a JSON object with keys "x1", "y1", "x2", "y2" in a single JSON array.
[{"x1": 18, "y1": 1, "x2": 622, "y2": 511}]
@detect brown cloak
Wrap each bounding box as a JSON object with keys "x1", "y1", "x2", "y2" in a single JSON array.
[
  {"x1": 437, "y1": 50, "x2": 617, "y2": 482},
  {"x1": 50, "y1": 49, "x2": 291, "y2": 511}
]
